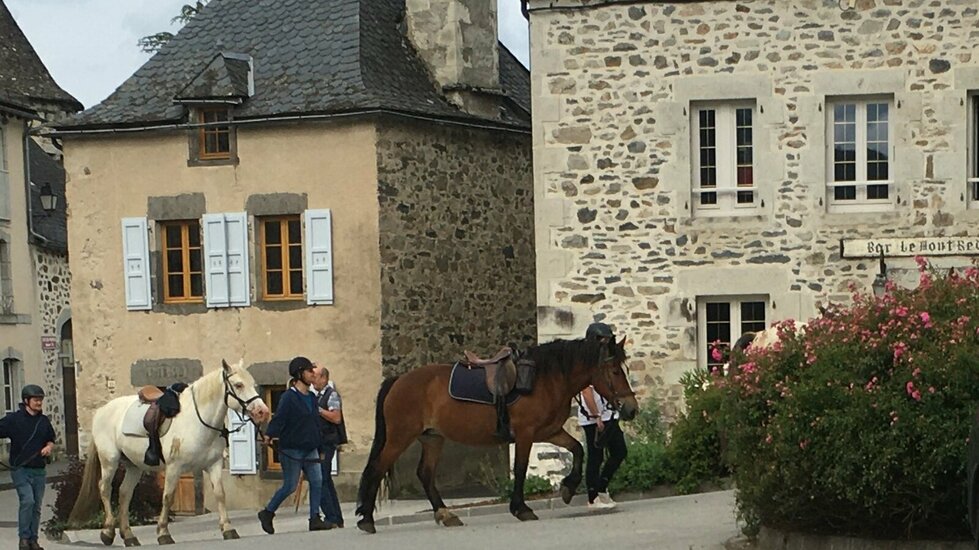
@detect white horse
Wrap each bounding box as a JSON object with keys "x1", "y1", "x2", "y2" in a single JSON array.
[{"x1": 69, "y1": 359, "x2": 270, "y2": 546}]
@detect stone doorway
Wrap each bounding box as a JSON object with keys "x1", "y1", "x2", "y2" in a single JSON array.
[{"x1": 60, "y1": 319, "x2": 78, "y2": 456}]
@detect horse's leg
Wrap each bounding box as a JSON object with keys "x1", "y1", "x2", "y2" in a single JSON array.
[
  {"x1": 545, "y1": 429, "x2": 584, "y2": 505},
  {"x1": 205, "y1": 459, "x2": 238, "y2": 540},
  {"x1": 357, "y1": 431, "x2": 416, "y2": 534},
  {"x1": 509, "y1": 435, "x2": 538, "y2": 521},
  {"x1": 417, "y1": 434, "x2": 462, "y2": 528},
  {"x1": 97, "y1": 454, "x2": 119, "y2": 546},
  {"x1": 117, "y1": 465, "x2": 143, "y2": 546},
  {"x1": 156, "y1": 466, "x2": 179, "y2": 545}
]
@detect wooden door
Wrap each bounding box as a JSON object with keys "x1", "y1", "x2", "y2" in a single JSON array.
[
  {"x1": 158, "y1": 472, "x2": 199, "y2": 515},
  {"x1": 59, "y1": 321, "x2": 78, "y2": 456}
]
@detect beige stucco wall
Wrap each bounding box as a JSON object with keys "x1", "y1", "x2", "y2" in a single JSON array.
[{"x1": 63, "y1": 120, "x2": 383, "y2": 506}]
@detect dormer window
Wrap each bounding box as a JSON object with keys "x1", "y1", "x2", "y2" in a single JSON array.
[{"x1": 199, "y1": 108, "x2": 231, "y2": 160}]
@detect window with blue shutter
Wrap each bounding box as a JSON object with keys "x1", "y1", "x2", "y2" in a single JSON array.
[
  {"x1": 121, "y1": 218, "x2": 152, "y2": 310},
  {"x1": 203, "y1": 213, "x2": 251, "y2": 308},
  {"x1": 227, "y1": 409, "x2": 257, "y2": 474},
  {"x1": 304, "y1": 209, "x2": 333, "y2": 305}
]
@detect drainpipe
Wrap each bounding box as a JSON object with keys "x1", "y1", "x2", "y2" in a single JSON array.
[{"x1": 22, "y1": 120, "x2": 51, "y2": 247}]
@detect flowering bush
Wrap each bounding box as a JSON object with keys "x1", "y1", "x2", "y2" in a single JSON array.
[
  {"x1": 721, "y1": 260, "x2": 979, "y2": 539},
  {"x1": 663, "y1": 369, "x2": 729, "y2": 494}
]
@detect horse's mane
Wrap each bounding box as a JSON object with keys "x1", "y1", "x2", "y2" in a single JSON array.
[
  {"x1": 522, "y1": 338, "x2": 605, "y2": 376},
  {"x1": 189, "y1": 362, "x2": 256, "y2": 404}
]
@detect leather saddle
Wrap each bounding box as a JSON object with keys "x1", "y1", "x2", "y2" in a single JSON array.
[
  {"x1": 138, "y1": 385, "x2": 165, "y2": 403},
  {"x1": 463, "y1": 346, "x2": 517, "y2": 398}
]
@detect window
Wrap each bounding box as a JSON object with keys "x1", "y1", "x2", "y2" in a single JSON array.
[
  {"x1": 0, "y1": 241, "x2": 10, "y2": 314},
  {"x1": 0, "y1": 125, "x2": 9, "y2": 221},
  {"x1": 259, "y1": 216, "x2": 303, "y2": 300},
  {"x1": 198, "y1": 108, "x2": 231, "y2": 160},
  {"x1": 2, "y1": 359, "x2": 21, "y2": 413},
  {"x1": 691, "y1": 102, "x2": 757, "y2": 215},
  {"x1": 969, "y1": 95, "x2": 979, "y2": 209},
  {"x1": 161, "y1": 220, "x2": 203, "y2": 303},
  {"x1": 698, "y1": 297, "x2": 767, "y2": 372},
  {"x1": 826, "y1": 98, "x2": 893, "y2": 212},
  {"x1": 262, "y1": 386, "x2": 287, "y2": 471}
]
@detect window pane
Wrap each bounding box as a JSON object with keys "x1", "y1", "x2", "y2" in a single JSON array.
[
  {"x1": 706, "y1": 302, "x2": 730, "y2": 323},
  {"x1": 167, "y1": 250, "x2": 183, "y2": 272},
  {"x1": 264, "y1": 221, "x2": 281, "y2": 245},
  {"x1": 287, "y1": 220, "x2": 301, "y2": 244},
  {"x1": 741, "y1": 301, "x2": 766, "y2": 333},
  {"x1": 868, "y1": 184, "x2": 889, "y2": 200},
  {"x1": 737, "y1": 191, "x2": 754, "y2": 204},
  {"x1": 289, "y1": 245, "x2": 302, "y2": 270},
  {"x1": 835, "y1": 185, "x2": 856, "y2": 201},
  {"x1": 266, "y1": 272, "x2": 283, "y2": 295},
  {"x1": 190, "y1": 274, "x2": 203, "y2": 297},
  {"x1": 700, "y1": 191, "x2": 717, "y2": 205},
  {"x1": 165, "y1": 226, "x2": 182, "y2": 248},
  {"x1": 265, "y1": 247, "x2": 282, "y2": 270},
  {"x1": 289, "y1": 271, "x2": 303, "y2": 295},
  {"x1": 217, "y1": 131, "x2": 230, "y2": 153},
  {"x1": 187, "y1": 223, "x2": 201, "y2": 247},
  {"x1": 189, "y1": 249, "x2": 202, "y2": 273},
  {"x1": 168, "y1": 275, "x2": 185, "y2": 297}
]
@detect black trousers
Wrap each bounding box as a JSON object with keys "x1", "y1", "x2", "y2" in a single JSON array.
[{"x1": 582, "y1": 419, "x2": 627, "y2": 501}]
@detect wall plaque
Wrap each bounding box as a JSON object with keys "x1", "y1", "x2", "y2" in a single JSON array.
[
  {"x1": 841, "y1": 237, "x2": 979, "y2": 258},
  {"x1": 131, "y1": 359, "x2": 203, "y2": 387}
]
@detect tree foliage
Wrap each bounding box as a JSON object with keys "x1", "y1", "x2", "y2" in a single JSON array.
[{"x1": 138, "y1": 1, "x2": 208, "y2": 53}]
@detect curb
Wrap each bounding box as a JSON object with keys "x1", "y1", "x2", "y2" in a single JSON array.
[
  {"x1": 0, "y1": 472, "x2": 70, "y2": 492},
  {"x1": 755, "y1": 526, "x2": 973, "y2": 550}
]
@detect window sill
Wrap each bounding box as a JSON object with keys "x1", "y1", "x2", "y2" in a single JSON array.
[
  {"x1": 187, "y1": 156, "x2": 238, "y2": 168},
  {"x1": 0, "y1": 313, "x2": 30, "y2": 325},
  {"x1": 255, "y1": 300, "x2": 307, "y2": 312},
  {"x1": 152, "y1": 303, "x2": 208, "y2": 315}
]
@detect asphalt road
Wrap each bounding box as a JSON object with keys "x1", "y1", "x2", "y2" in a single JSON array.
[{"x1": 18, "y1": 490, "x2": 740, "y2": 550}]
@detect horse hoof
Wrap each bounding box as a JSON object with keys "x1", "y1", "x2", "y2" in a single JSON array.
[
  {"x1": 516, "y1": 510, "x2": 539, "y2": 522},
  {"x1": 442, "y1": 515, "x2": 464, "y2": 527},
  {"x1": 100, "y1": 532, "x2": 115, "y2": 546},
  {"x1": 560, "y1": 485, "x2": 574, "y2": 505},
  {"x1": 357, "y1": 520, "x2": 376, "y2": 534},
  {"x1": 222, "y1": 530, "x2": 240, "y2": 540},
  {"x1": 123, "y1": 537, "x2": 140, "y2": 547},
  {"x1": 158, "y1": 535, "x2": 175, "y2": 545}
]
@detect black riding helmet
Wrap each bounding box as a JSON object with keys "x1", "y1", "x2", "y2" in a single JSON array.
[
  {"x1": 288, "y1": 356, "x2": 315, "y2": 379},
  {"x1": 21, "y1": 384, "x2": 45, "y2": 400},
  {"x1": 585, "y1": 322, "x2": 614, "y2": 341}
]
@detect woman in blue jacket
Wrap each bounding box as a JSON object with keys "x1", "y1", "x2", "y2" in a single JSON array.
[{"x1": 257, "y1": 357, "x2": 326, "y2": 533}]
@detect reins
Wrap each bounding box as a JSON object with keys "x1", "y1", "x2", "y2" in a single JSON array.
[{"x1": 191, "y1": 370, "x2": 263, "y2": 441}]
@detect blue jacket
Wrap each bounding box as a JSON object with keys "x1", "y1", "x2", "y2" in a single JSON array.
[
  {"x1": 0, "y1": 405, "x2": 56, "y2": 469},
  {"x1": 266, "y1": 387, "x2": 321, "y2": 451}
]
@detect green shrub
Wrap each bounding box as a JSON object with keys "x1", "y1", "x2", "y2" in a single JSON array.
[
  {"x1": 608, "y1": 406, "x2": 670, "y2": 494},
  {"x1": 721, "y1": 261, "x2": 979, "y2": 539},
  {"x1": 43, "y1": 457, "x2": 165, "y2": 538},
  {"x1": 663, "y1": 369, "x2": 729, "y2": 494},
  {"x1": 497, "y1": 474, "x2": 553, "y2": 500}
]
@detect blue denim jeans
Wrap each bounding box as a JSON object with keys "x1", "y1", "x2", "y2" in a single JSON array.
[
  {"x1": 265, "y1": 449, "x2": 322, "y2": 519},
  {"x1": 319, "y1": 445, "x2": 343, "y2": 525},
  {"x1": 12, "y1": 467, "x2": 46, "y2": 541}
]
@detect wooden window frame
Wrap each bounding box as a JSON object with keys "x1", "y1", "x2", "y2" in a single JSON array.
[
  {"x1": 825, "y1": 96, "x2": 895, "y2": 213},
  {"x1": 691, "y1": 101, "x2": 759, "y2": 216},
  {"x1": 262, "y1": 386, "x2": 287, "y2": 472},
  {"x1": 161, "y1": 220, "x2": 204, "y2": 304},
  {"x1": 697, "y1": 296, "x2": 768, "y2": 373},
  {"x1": 198, "y1": 108, "x2": 232, "y2": 160},
  {"x1": 259, "y1": 215, "x2": 304, "y2": 301}
]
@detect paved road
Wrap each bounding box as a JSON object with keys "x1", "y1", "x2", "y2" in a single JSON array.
[{"x1": 4, "y1": 490, "x2": 740, "y2": 550}]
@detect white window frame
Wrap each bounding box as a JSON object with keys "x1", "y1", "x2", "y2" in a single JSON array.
[
  {"x1": 2, "y1": 358, "x2": 21, "y2": 413},
  {"x1": 697, "y1": 295, "x2": 768, "y2": 373},
  {"x1": 968, "y1": 94, "x2": 979, "y2": 210},
  {"x1": 691, "y1": 101, "x2": 759, "y2": 216},
  {"x1": 825, "y1": 96, "x2": 895, "y2": 213},
  {"x1": 0, "y1": 124, "x2": 9, "y2": 221}
]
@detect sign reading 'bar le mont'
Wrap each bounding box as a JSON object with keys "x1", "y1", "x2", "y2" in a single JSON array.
[{"x1": 841, "y1": 237, "x2": 979, "y2": 258}]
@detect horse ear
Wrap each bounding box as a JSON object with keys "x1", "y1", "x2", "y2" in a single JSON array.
[
  {"x1": 597, "y1": 342, "x2": 610, "y2": 365},
  {"x1": 222, "y1": 359, "x2": 231, "y2": 372},
  {"x1": 617, "y1": 336, "x2": 626, "y2": 349}
]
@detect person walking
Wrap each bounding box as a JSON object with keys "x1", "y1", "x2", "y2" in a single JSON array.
[
  {"x1": 0, "y1": 384, "x2": 57, "y2": 550},
  {"x1": 312, "y1": 365, "x2": 346, "y2": 529},
  {"x1": 257, "y1": 357, "x2": 327, "y2": 534},
  {"x1": 579, "y1": 323, "x2": 628, "y2": 509}
]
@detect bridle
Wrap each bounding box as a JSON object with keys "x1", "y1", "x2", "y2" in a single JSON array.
[
  {"x1": 596, "y1": 340, "x2": 634, "y2": 413},
  {"x1": 191, "y1": 369, "x2": 264, "y2": 440}
]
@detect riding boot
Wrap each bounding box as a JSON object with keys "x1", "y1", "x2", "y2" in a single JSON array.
[{"x1": 494, "y1": 398, "x2": 514, "y2": 443}]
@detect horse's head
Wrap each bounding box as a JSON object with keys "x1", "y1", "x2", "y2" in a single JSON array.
[
  {"x1": 591, "y1": 336, "x2": 639, "y2": 421},
  {"x1": 221, "y1": 359, "x2": 270, "y2": 423}
]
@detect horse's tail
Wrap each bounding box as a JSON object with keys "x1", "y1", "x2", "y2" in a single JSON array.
[
  {"x1": 68, "y1": 438, "x2": 102, "y2": 526},
  {"x1": 356, "y1": 375, "x2": 399, "y2": 516}
]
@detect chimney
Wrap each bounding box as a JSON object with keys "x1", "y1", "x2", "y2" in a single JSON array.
[{"x1": 405, "y1": 0, "x2": 502, "y2": 118}]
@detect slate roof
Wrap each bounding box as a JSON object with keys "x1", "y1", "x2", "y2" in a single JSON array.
[
  {"x1": 28, "y1": 140, "x2": 67, "y2": 252},
  {"x1": 59, "y1": 0, "x2": 530, "y2": 131},
  {"x1": 0, "y1": 1, "x2": 82, "y2": 112},
  {"x1": 174, "y1": 53, "x2": 252, "y2": 103}
]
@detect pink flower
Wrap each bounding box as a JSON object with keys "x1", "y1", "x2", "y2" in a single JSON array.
[
  {"x1": 915, "y1": 256, "x2": 928, "y2": 270},
  {"x1": 919, "y1": 312, "x2": 932, "y2": 328},
  {"x1": 711, "y1": 347, "x2": 723, "y2": 362},
  {"x1": 928, "y1": 386, "x2": 936, "y2": 394}
]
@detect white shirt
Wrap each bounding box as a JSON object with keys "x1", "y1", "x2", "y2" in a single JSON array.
[{"x1": 577, "y1": 386, "x2": 618, "y2": 426}]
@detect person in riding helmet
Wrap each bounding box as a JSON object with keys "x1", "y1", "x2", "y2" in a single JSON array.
[
  {"x1": 0, "y1": 384, "x2": 56, "y2": 550},
  {"x1": 258, "y1": 357, "x2": 327, "y2": 534},
  {"x1": 579, "y1": 322, "x2": 628, "y2": 510}
]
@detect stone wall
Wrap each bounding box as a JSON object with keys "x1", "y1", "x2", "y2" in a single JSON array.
[
  {"x1": 33, "y1": 247, "x2": 70, "y2": 450},
  {"x1": 376, "y1": 117, "x2": 535, "y2": 494},
  {"x1": 530, "y1": 0, "x2": 979, "y2": 417}
]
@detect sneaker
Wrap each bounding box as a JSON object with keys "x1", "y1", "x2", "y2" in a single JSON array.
[
  {"x1": 257, "y1": 509, "x2": 275, "y2": 534},
  {"x1": 29, "y1": 541, "x2": 44, "y2": 550},
  {"x1": 596, "y1": 492, "x2": 617, "y2": 509},
  {"x1": 309, "y1": 516, "x2": 331, "y2": 531}
]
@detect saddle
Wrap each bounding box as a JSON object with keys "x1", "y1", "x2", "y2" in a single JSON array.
[
  {"x1": 138, "y1": 385, "x2": 165, "y2": 403},
  {"x1": 463, "y1": 347, "x2": 516, "y2": 398}
]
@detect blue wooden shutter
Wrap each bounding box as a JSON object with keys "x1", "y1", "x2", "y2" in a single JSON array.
[
  {"x1": 121, "y1": 217, "x2": 151, "y2": 310},
  {"x1": 225, "y1": 212, "x2": 250, "y2": 307},
  {"x1": 202, "y1": 214, "x2": 229, "y2": 307},
  {"x1": 227, "y1": 410, "x2": 257, "y2": 474},
  {"x1": 304, "y1": 209, "x2": 334, "y2": 305}
]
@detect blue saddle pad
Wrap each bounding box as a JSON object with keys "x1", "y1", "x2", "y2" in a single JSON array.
[{"x1": 449, "y1": 363, "x2": 520, "y2": 406}]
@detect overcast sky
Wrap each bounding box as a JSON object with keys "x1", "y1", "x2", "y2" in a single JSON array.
[{"x1": 7, "y1": 0, "x2": 530, "y2": 109}]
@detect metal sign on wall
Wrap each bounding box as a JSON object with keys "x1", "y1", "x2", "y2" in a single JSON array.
[{"x1": 841, "y1": 237, "x2": 979, "y2": 258}]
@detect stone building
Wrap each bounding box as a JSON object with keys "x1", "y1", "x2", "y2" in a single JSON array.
[
  {"x1": 54, "y1": 0, "x2": 533, "y2": 508},
  {"x1": 528, "y1": 0, "x2": 979, "y2": 417},
  {"x1": 0, "y1": 0, "x2": 81, "y2": 459}
]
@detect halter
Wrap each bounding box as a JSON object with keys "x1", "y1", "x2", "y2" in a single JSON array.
[
  {"x1": 596, "y1": 343, "x2": 634, "y2": 413},
  {"x1": 191, "y1": 369, "x2": 263, "y2": 440}
]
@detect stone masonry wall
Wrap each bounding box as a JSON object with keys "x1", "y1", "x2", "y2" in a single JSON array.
[
  {"x1": 376, "y1": 117, "x2": 535, "y2": 494},
  {"x1": 531, "y1": 0, "x2": 979, "y2": 418},
  {"x1": 34, "y1": 247, "x2": 70, "y2": 449}
]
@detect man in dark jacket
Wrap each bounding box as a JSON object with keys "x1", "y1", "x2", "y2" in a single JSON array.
[
  {"x1": 313, "y1": 365, "x2": 345, "y2": 529},
  {"x1": 0, "y1": 384, "x2": 57, "y2": 550},
  {"x1": 257, "y1": 357, "x2": 326, "y2": 534}
]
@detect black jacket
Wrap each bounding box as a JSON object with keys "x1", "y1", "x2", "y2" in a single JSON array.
[
  {"x1": 266, "y1": 387, "x2": 321, "y2": 451},
  {"x1": 0, "y1": 405, "x2": 56, "y2": 469}
]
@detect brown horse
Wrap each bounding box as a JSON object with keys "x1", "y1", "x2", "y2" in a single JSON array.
[{"x1": 356, "y1": 337, "x2": 638, "y2": 533}]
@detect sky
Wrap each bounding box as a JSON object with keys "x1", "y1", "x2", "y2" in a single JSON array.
[{"x1": 7, "y1": 0, "x2": 530, "y2": 109}]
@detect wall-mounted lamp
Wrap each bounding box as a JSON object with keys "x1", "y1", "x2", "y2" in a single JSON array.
[
  {"x1": 872, "y1": 249, "x2": 888, "y2": 298},
  {"x1": 39, "y1": 183, "x2": 57, "y2": 213}
]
